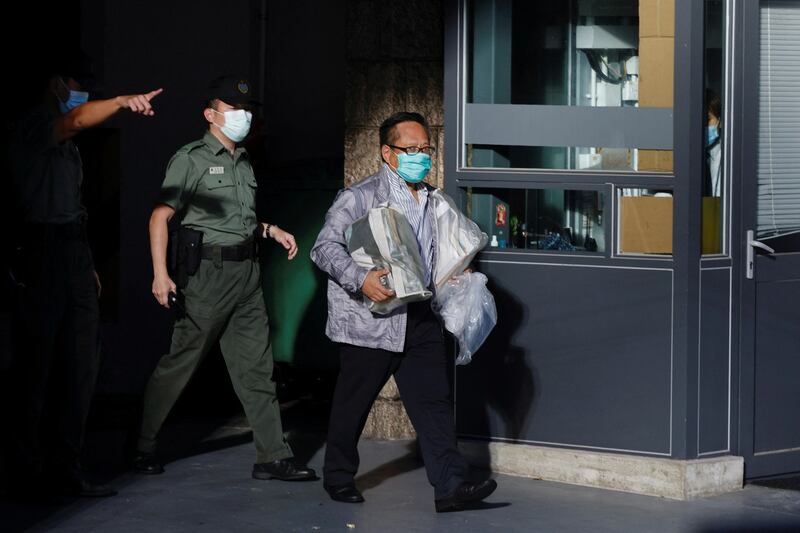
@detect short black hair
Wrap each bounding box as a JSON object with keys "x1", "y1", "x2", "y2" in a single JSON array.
[
  {"x1": 379, "y1": 112, "x2": 430, "y2": 146},
  {"x1": 706, "y1": 89, "x2": 722, "y2": 120}
]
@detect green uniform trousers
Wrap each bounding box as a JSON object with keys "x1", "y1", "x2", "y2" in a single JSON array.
[{"x1": 137, "y1": 257, "x2": 292, "y2": 464}]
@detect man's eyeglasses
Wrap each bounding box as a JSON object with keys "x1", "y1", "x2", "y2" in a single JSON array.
[{"x1": 388, "y1": 145, "x2": 437, "y2": 156}]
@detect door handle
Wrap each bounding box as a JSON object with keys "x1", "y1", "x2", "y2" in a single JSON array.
[{"x1": 746, "y1": 230, "x2": 775, "y2": 279}]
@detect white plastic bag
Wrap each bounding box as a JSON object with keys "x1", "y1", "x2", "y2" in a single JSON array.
[
  {"x1": 431, "y1": 190, "x2": 488, "y2": 289},
  {"x1": 346, "y1": 207, "x2": 432, "y2": 315},
  {"x1": 432, "y1": 272, "x2": 497, "y2": 365}
]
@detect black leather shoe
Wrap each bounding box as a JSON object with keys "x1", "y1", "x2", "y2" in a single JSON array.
[
  {"x1": 324, "y1": 483, "x2": 365, "y2": 503},
  {"x1": 134, "y1": 452, "x2": 165, "y2": 475},
  {"x1": 435, "y1": 479, "x2": 497, "y2": 513},
  {"x1": 252, "y1": 459, "x2": 317, "y2": 481}
]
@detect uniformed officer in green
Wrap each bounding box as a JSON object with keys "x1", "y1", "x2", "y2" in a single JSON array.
[{"x1": 133, "y1": 75, "x2": 315, "y2": 482}]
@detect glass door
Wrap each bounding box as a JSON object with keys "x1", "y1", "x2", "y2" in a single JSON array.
[{"x1": 740, "y1": 0, "x2": 800, "y2": 479}]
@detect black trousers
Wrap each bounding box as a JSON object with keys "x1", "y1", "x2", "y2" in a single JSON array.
[
  {"x1": 323, "y1": 302, "x2": 468, "y2": 499},
  {"x1": 7, "y1": 222, "x2": 100, "y2": 478}
]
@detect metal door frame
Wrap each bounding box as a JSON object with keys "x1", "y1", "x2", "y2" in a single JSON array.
[{"x1": 737, "y1": 0, "x2": 800, "y2": 479}]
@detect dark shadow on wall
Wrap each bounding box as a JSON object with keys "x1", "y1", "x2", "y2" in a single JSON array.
[
  {"x1": 253, "y1": 154, "x2": 344, "y2": 468},
  {"x1": 76, "y1": 128, "x2": 121, "y2": 322},
  {"x1": 455, "y1": 278, "x2": 536, "y2": 471},
  {"x1": 752, "y1": 474, "x2": 800, "y2": 492}
]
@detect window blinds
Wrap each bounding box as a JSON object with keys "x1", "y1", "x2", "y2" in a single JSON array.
[{"x1": 758, "y1": 0, "x2": 800, "y2": 239}]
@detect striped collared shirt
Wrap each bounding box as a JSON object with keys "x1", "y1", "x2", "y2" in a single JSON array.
[{"x1": 387, "y1": 166, "x2": 434, "y2": 287}]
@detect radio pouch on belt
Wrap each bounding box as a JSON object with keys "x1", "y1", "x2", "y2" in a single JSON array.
[{"x1": 168, "y1": 226, "x2": 204, "y2": 289}]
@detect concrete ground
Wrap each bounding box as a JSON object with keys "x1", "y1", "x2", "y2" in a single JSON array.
[
  {"x1": 4, "y1": 437, "x2": 800, "y2": 532},
  {"x1": 3, "y1": 400, "x2": 800, "y2": 533}
]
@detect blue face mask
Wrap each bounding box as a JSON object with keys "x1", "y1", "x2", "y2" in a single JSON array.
[
  {"x1": 706, "y1": 125, "x2": 720, "y2": 147},
  {"x1": 57, "y1": 78, "x2": 89, "y2": 114},
  {"x1": 394, "y1": 152, "x2": 432, "y2": 183}
]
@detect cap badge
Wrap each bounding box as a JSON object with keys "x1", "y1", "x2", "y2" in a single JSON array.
[{"x1": 237, "y1": 81, "x2": 249, "y2": 94}]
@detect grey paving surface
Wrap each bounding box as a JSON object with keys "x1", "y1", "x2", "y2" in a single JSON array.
[{"x1": 8, "y1": 438, "x2": 800, "y2": 533}]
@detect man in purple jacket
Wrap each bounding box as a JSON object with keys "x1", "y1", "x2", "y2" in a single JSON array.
[{"x1": 311, "y1": 112, "x2": 497, "y2": 513}]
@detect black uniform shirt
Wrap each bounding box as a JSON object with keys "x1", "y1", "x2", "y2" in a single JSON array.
[{"x1": 10, "y1": 105, "x2": 86, "y2": 224}]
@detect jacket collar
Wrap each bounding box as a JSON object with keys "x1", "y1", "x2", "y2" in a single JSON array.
[
  {"x1": 375, "y1": 163, "x2": 435, "y2": 204},
  {"x1": 374, "y1": 164, "x2": 393, "y2": 206}
]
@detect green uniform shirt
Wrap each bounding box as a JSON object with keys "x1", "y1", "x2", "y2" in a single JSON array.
[{"x1": 158, "y1": 131, "x2": 258, "y2": 246}]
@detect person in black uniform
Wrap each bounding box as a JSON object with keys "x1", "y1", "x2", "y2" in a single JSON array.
[{"x1": 6, "y1": 55, "x2": 162, "y2": 498}]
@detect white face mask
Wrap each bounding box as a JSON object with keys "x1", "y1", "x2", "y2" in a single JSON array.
[{"x1": 211, "y1": 108, "x2": 252, "y2": 142}]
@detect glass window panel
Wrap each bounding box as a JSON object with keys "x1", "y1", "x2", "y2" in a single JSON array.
[
  {"x1": 702, "y1": 0, "x2": 725, "y2": 255},
  {"x1": 466, "y1": 187, "x2": 605, "y2": 253},
  {"x1": 756, "y1": 0, "x2": 800, "y2": 250},
  {"x1": 465, "y1": 0, "x2": 675, "y2": 172},
  {"x1": 618, "y1": 188, "x2": 673, "y2": 255},
  {"x1": 468, "y1": 144, "x2": 674, "y2": 171}
]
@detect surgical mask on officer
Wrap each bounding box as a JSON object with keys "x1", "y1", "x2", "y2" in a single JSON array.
[
  {"x1": 394, "y1": 152, "x2": 432, "y2": 184},
  {"x1": 211, "y1": 109, "x2": 252, "y2": 143},
  {"x1": 56, "y1": 77, "x2": 89, "y2": 114}
]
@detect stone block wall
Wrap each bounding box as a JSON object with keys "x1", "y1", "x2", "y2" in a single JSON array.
[
  {"x1": 344, "y1": 0, "x2": 444, "y2": 188},
  {"x1": 345, "y1": 0, "x2": 444, "y2": 439}
]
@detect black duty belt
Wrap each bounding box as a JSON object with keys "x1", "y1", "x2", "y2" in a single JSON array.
[{"x1": 200, "y1": 240, "x2": 256, "y2": 262}]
